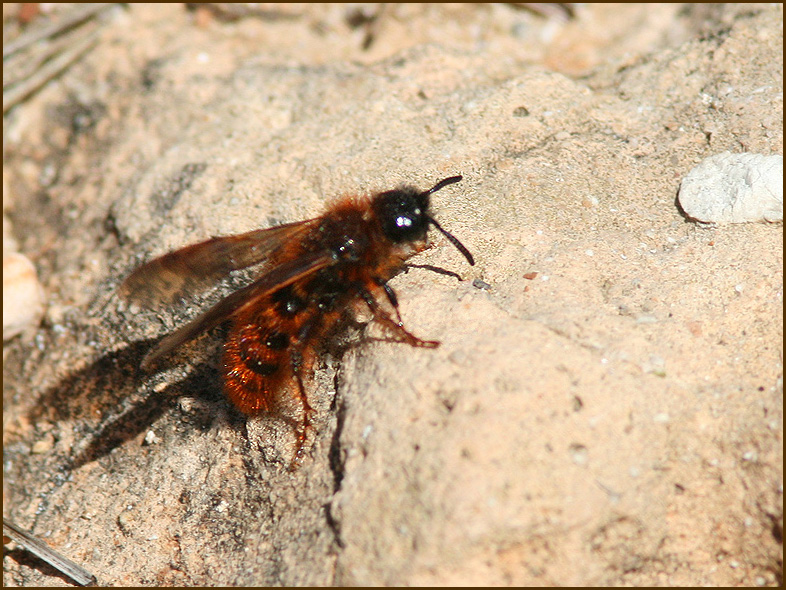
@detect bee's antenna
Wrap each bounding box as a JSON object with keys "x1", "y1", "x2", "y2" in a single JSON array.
[
  {"x1": 427, "y1": 216, "x2": 475, "y2": 266},
  {"x1": 421, "y1": 175, "x2": 474, "y2": 266},
  {"x1": 425, "y1": 175, "x2": 463, "y2": 195}
]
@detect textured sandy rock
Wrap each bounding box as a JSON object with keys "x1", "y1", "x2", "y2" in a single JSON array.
[{"x1": 3, "y1": 4, "x2": 782, "y2": 587}]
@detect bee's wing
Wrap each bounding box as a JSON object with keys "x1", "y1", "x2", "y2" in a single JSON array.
[
  {"x1": 140, "y1": 249, "x2": 335, "y2": 370},
  {"x1": 119, "y1": 219, "x2": 320, "y2": 307}
]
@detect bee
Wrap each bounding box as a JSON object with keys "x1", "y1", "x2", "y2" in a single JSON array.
[{"x1": 120, "y1": 175, "x2": 474, "y2": 459}]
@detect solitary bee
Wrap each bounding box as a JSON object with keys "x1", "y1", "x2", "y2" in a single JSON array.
[{"x1": 120, "y1": 175, "x2": 474, "y2": 458}]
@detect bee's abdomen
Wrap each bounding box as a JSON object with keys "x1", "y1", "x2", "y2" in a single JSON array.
[
  {"x1": 223, "y1": 314, "x2": 294, "y2": 414},
  {"x1": 221, "y1": 272, "x2": 356, "y2": 415}
]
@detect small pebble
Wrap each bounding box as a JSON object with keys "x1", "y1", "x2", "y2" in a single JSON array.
[
  {"x1": 569, "y1": 443, "x2": 588, "y2": 466},
  {"x1": 3, "y1": 253, "x2": 45, "y2": 340},
  {"x1": 32, "y1": 437, "x2": 54, "y2": 454},
  {"x1": 636, "y1": 314, "x2": 658, "y2": 324},
  {"x1": 143, "y1": 430, "x2": 160, "y2": 446},
  {"x1": 678, "y1": 152, "x2": 783, "y2": 223}
]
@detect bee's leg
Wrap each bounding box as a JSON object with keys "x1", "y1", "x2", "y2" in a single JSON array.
[
  {"x1": 287, "y1": 316, "x2": 320, "y2": 467},
  {"x1": 288, "y1": 357, "x2": 313, "y2": 467},
  {"x1": 359, "y1": 284, "x2": 439, "y2": 349},
  {"x1": 374, "y1": 277, "x2": 402, "y2": 324}
]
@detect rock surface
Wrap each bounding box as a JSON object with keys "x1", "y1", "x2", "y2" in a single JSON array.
[{"x1": 3, "y1": 4, "x2": 782, "y2": 587}]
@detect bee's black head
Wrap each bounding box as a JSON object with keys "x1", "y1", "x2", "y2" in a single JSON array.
[
  {"x1": 374, "y1": 186, "x2": 431, "y2": 244},
  {"x1": 373, "y1": 175, "x2": 474, "y2": 265}
]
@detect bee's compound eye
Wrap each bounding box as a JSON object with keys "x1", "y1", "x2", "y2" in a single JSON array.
[
  {"x1": 394, "y1": 209, "x2": 420, "y2": 230},
  {"x1": 375, "y1": 189, "x2": 429, "y2": 244}
]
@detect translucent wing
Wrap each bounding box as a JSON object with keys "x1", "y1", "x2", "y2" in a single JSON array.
[
  {"x1": 119, "y1": 219, "x2": 320, "y2": 307},
  {"x1": 140, "y1": 249, "x2": 335, "y2": 370}
]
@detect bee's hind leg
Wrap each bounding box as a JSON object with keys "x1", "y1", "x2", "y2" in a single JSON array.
[{"x1": 286, "y1": 316, "x2": 322, "y2": 468}]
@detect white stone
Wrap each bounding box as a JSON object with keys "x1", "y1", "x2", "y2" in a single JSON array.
[
  {"x1": 678, "y1": 152, "x2": 783, "y2": 223},
  {"x1": 3, "y1": 252, "x2": 45, "y2": 340}
]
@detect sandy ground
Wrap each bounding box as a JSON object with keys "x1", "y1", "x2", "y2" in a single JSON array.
[{"x1": 3, "y1": 3, "x2": 782, "y2": 586}]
